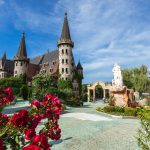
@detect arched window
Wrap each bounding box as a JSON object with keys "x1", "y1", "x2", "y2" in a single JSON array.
[
  {"x1": 62, "y1": 49, "x2": 64, "y2": 54},
  {"x1": 66, "y1": 49, "x2": 68, "y2": 54},
  {"x1": 66, "y1": 68, "x2": 68, "y2": 74},
  {"x1": 66, "y1": 59, "x2": 68, "y2": 64},
  {"x1": 62, "y1": 68, "x2": 64, "y2": 73}
]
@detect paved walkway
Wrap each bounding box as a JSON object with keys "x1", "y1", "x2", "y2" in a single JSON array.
[
  {"x1": 3, "y1": 101, "x2": 141, "y2": 150},
  {"x1": 51, "y1": 101, "x2": 141, "y2": 150}
]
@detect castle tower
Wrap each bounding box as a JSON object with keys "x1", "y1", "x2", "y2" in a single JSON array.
[
  {"x1": 77, "y1": 60, "x2": 83, "y2": 75},
  {"x1": 57, "y1": 13, "x2": 74, "y2": 80},
  {"x1": 13, "y1": 32, "x2": 29, "y2": 77}
]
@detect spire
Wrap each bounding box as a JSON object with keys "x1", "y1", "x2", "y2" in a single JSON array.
[
  {"x1": 58, "y1": 13, "x2": 74, "y2": 47},
  {"x1": 14, "y1": 32, "x2": 29, "y2": 61},
  {"x1": 2, "y1": 51, "x2": 6, "y2": 60},
  {"x1": 77, "y1": 60, "x2": 83, "y2": 70}
]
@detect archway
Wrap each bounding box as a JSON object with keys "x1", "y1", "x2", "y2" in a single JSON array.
[
  {"x1": 95, "y1": 85, "x2": 103, "y2": 99},
  {"x1": 87, "y1": 81, "x2": 106, "y2": 102}
]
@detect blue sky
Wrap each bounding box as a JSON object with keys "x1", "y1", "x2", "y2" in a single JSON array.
[{"x1": 0, "y1": 0, "x2": 150, "y2": 84}]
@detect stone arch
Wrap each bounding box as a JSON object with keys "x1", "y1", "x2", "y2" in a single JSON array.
[{"x1": 87, "y1": 81, "x2": 109, "y2": 102}]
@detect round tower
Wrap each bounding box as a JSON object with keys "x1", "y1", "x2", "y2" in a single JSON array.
[
  {"x1": 57, "y1": 13, "x2": 74, "y2": 80},
  {"x1": 13, "y1": 32, "x2": 29, "y2": 77}
]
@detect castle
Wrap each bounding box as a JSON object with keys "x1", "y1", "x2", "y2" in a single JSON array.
[{"x1": 0, "y1": 13, "x2": 83, "y2": 94}]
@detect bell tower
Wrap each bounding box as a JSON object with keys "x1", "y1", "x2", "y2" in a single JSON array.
[{"x1": 13, "y1": 32, "x2": 29, "y2": 77}]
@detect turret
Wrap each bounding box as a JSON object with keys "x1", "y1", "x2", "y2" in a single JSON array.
[
  {"x1": 2, "y1": 51, "x2": 6, "y2": 60},
  {"x1": 57, "y1": 13, "x2": 75, "y2": 80},
  {"x1": 13, "y1": 32, "x2": 29, "y2": 77},
  {"x1": 77, "y1": 60, "x2": 83, "y2": 75}
]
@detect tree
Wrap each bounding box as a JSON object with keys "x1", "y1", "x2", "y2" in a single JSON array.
[
  {"x1": 0, "y1": 76, "x2": 25, "y2": 97},
  {"x1": 32, "y1": 74, "x2": 57, "y2": 100},
  {"x1": 122, "y1": 65, "x2": 150, "y2": 94},
  {"x1": 20, "y1": 85, "x2": 28, "y2": 100}
]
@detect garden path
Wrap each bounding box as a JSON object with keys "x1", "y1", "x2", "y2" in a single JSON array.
[{"x1": 3, "y1": 100, "x2": 141, "y2": 150}]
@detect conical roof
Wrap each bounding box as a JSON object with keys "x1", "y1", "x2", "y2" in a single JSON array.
[
  {"x1": 60, "y1": 12, "x2": 71, "y2": 41},
  {"x1": 58, "y1": 13, "x2": 74, "y2": 47},
  {"x1": 2, "y1": 51, "x2": 6, "y2": 60},
  {"x1": 77, "y1": 60, "x2": 83, "y2": 70},
  {"x1": 14, "y1": 32, "x2": 29, "y2": 61}
]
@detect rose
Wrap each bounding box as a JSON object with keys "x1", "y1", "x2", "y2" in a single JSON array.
[
  {"x1": 24, "y1": 129, "x2": 36, "y2": 140},
  {"x1": 22, "y1": 144, "x2": 41, "y2": 150},
  {"x1": 33, "y1": 134, "x2": 50, "y2": 150},
  {"x1": 11, "y1": 109, "x2": 29, "y2": 127},
  {"x1": 31, "y1": 100, "x2": 41, "y2": 109},
  {"x1": 4, "y1": 87, "x2": 14, "y2": 104},
  {"x1": 29, "y1": 114, "x2": 42, "y2": 129},
  {"x1": 0, "y1": 114, "x2": 9, "y2": 125}
]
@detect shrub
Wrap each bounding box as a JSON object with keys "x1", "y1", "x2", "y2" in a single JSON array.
[
  {"x1": 65, "y1": 96, "x2": 82, "y2": 107},
  {"x1": 114, "y1": 106, "x2": 124, "y2": 113},
  {"x1": 137, "y1": 108, "x2": 150, "y2": 150},
  {"x1": 124, "y1": 107, "x2": 138, "y2": 116},
  {"x1": 103, "y1": 106, "x2": 116, "y2": 112},
  {"x1": 20, "y1": 85, "x2": 28, "y2": 100}
]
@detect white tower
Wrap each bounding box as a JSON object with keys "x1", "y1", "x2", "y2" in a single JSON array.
[
  {"x1": 13, "y1": 33, "x2": 29, "y2": 77},
  {"x1": 57, "y1": 13, "x2": 75, "y2": 81}
]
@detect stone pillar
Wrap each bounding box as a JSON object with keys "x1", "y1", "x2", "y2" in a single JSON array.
[
  {"x1": 103, "y1": 89, "x2": 106, "y2": 98},
  {"x1": 93, "y1": 89, "x2": 95, "y2": 102},
  {"x1": 87, "y1": 89, "x2": 90, "y2": 102}
]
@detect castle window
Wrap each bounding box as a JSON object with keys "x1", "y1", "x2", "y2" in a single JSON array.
[
  {"x1": 20, "y1": 62, "x2": 23, "y2": 66},
  {"x1": 15, "y1": 70, "x2": 17, "y2": 74},
  {"x1": 66, "y1": 68, "x2": 68, "y2": 74},
  {"x1": 66, "y1": 49, "x2": 68, "y2": 54},
  {"x1": 62, "y1": 59, "x2": 64, "y2": 64},
  {"x1": 66, "y1": 59, "x2": 68, "y2": 64},
  {"x1": 62, "y1": 49, "x2": 64, "y2": 54},
  {"x1": 16, "y1": 62, "x2": 18, "y2": 66},
  {"x1": 50, "y1": 68, "x2": 53, "y2": 73},
  {"x1": 62, "y1": 68, "x2": 64, "y2": 73},
  {"x1": 53, "y1": 61, "x2": 56, "y2": 65}
]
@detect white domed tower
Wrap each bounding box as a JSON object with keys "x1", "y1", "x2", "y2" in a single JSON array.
[
  {"x1": 57, "y1": 13, "x2": 75, "y2": 80},
  {"x1": 13, "y1": 32, "x2": 29, "y2": 77}
]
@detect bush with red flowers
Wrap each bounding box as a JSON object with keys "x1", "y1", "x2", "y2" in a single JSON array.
[{"x1": 0, "y1": 86, "x2": 62, "y2": 150}]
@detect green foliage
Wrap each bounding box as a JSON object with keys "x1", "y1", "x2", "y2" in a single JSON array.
[
  {"x1": 57, "y1": 79, "x2": 73, "y2": 101},
  {"x1": 122, "y1": 65, "x2": 150, "y2": 94},
  {"x1": 124, "y1": 107, "x2": 138, "y2": 116},
  {"x1": 137, "y1": 108, "x2": 150, "y2": 150},
  {"x1": 57, "y1": 79, "x2": 72, "y2": 90},
  {"x1": 20, "y1": 85, "x2": 28, "y2": 100},
  {"x1": 65, "y1": 96, "x2": 82, "y2": 107},
  {"x1": 32, "y1": 74, "x2": 57, "y2": 100},
  {"x1": 0, "y1": 76, "x2": 25, "y2": 96},
  {"x1": 97, "y1": 106, "x2": 139, "y2": 116}
]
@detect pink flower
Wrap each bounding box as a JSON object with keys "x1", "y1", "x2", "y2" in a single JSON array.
[
  {"x1": 33, "y1": 134, "x2": 50, "y2": 150},
  {"x1": 22, "y1": 144, "x2": 41, "y2": 150},
  {"x1": 31, "y1": 99, "x2": 41, "y2": 109},
  {"x1": 24, "y1": 129, "x2": 36, "y2": 140},
  {"x1": 4, "y1": 87, "x2": 14, "y2": 104},
  {"x1": 29, "y1": 115, "x2": 42, "y2": 129},
  {"x1": 0, "y1": 114, "x2": 9, "y2": 125},
  {"x1": 11, "y1": 109, "x2": 29, "y2": 127}
]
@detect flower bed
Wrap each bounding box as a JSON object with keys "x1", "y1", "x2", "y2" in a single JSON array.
[{"x1": 0, "y1": 87, "x2": 62, "y2": 150}]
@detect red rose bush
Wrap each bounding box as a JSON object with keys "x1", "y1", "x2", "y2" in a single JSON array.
[{"x1": 0, "y1": 87, "x2": 62, "y2": 150}]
